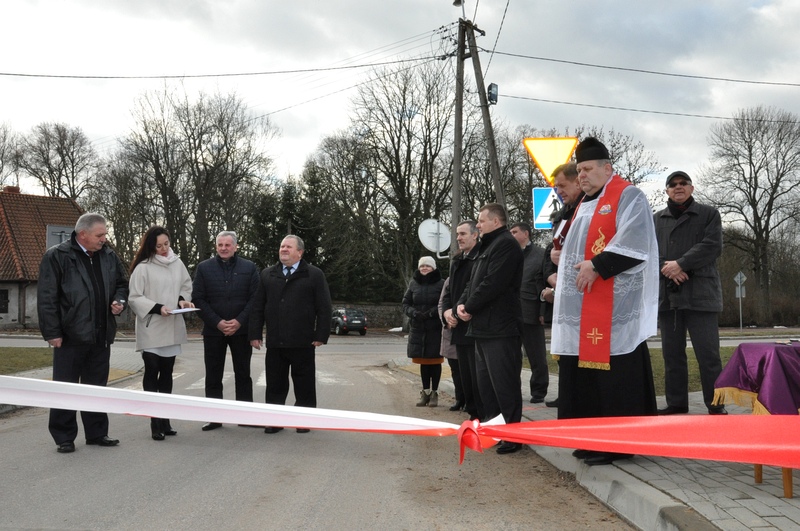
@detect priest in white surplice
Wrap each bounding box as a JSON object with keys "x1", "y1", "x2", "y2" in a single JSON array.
[{"x1": 550, "y1": 137, "x2": 658, "y2": 466}]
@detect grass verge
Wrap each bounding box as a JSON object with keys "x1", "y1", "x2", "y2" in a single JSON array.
[
  {"x1": 536, "y1": 346, "x2": 737, "y2": 396},
  {"x1": 0, "y1": 347, "x2": 53, "y2": 375}
]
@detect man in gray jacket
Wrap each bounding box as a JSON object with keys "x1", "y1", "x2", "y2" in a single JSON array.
[{"x1": 654, "y1": 171, "x2": 726, "y2": 415}]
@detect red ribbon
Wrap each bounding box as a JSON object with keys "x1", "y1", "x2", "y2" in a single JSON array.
[{"x1": 458, "y1": 416, "x2": 800, "y2": 469}]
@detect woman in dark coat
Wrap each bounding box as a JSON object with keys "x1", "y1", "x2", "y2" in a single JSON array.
[{"x1": 402, "y1": 256, "x2": 445, "y2": 406}]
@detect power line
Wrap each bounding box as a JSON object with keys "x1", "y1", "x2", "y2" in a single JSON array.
[
  {"x1": 483, "y1": 0, "x2": 511, "y2": 78},
  {"x1": 504, "y1": 93, "x2": 732, "y2": 120},
  {"x1": 486, "y1": 50, "x2": 800, "y2": 88},
  {"x1": 256, "y1": 56, "x2": 443, "y2": 120},
  {"x1": 504, "y1": 94, "x2": 800, "y2": 124},
  {"x1": 0, "y1": 56, "x2": 443, "y2": 81}
]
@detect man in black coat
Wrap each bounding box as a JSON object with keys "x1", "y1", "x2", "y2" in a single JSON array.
[
  {"x1": 457, "y1": 203, "x2": 524, "y2": 454},
  {"x1": 37, "y1": 213, "x2": 128, "y2": 453},
  {"x1": 193, "y1": 230, "x2": 261, "y2": 431},
  {"x1": 510, "y1": 222, "x2": 548, "y2": 404},
  {"x1": 249, "y1": 235, "x2": 332, "y2": 434},
  {"x1": 654, "y1": 171, "x2": 725, "y2": 415},
  {"x1": 441, "y1": 220, "x2": 482, "y2": 420},
  {"x1": 541, "y1": 162, "x2": 583, "y2": 408}
]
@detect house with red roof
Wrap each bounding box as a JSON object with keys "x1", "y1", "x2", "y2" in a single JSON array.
[{"x1": 0, "y1": 186, "x2": 84, "y2": 329}]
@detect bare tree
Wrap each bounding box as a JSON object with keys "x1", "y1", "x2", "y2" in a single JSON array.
[
  {"x1": 83, "y1": 151, "x2": 158, "y2": 265},
  {"x1": 0, "y1": 123, "x2": 18, "y2": 187},
  {"x1": 110, "y1": 86, "x2": 278, "y2": 267},
  {"x1": 698, "y1": 106, "x2": 800, "y2": 323},
  {"x1": 123, "y1": 88, "x2": 190, "y2": 259},
  {"x1": 351, "y1": 61, "x2": 455, "y2": 287},
  {"x1": 171, "y1": 90, "x2": 276, "y2": 260},
  {"x1": 302, "y1": 131, "x2": 393, "y2": 300},
  {"x1": 573, "y1": 126, "x2": 664, "y2": 185},
  {"x1": 15, "y1": 122, "x2": 97, "y2": 199}
]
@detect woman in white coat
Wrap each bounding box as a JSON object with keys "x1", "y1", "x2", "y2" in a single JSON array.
[{"x1": 129, "y1": 226, "x2": 194, "y2": 441}]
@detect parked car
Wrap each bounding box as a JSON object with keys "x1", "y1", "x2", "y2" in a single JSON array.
[{"x1": 331, "y1": 308, "x2": 367, "y2": 336}]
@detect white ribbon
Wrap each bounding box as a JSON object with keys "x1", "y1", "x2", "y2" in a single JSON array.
[{"x1": 0, "y1": 375, "x2": 460, "y2": 434}]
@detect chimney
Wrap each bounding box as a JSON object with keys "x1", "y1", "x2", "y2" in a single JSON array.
[{"x1": 3, "y1": 186, "x2": 20, "y2": 193}]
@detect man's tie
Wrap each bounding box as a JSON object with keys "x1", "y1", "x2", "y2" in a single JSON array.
[
  {"x1": 86, "y1": 250, "x2": 94, "y2": 258},
  {"x1": 283, "y1": 266, "x2": 291, "y2": 277}
]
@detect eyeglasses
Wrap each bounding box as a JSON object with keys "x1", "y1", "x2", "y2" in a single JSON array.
[{"x1": 668, "y1": 181, "x2": 690, "y2": 188}]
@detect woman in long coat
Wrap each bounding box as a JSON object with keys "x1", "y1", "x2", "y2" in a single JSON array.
[
  {"x1": 129, "y1": 226, "x2": 194, "y2": 440},
  {"x1": 402, "y1": 256, "x2": 445, "y2": 406}
]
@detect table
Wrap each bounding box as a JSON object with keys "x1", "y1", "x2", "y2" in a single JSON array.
[{"x1": 714, "y1": 342, "x2": 800, "y2": 498}]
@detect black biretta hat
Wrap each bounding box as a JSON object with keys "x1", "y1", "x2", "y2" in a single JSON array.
[{"x1": 575, "y1": 137, "x2": 610, "y2": 163}]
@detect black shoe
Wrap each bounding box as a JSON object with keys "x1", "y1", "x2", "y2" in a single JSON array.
[
  {"x1": 86, "y1": 435, "x2": 119, "y2": 447},
  {"x1": 264, "y1": 427, "x2": 284, "y2": 434},
  {"x1": 496, "y1": 441, "x2": 523, "y2": 454},
  {"x1": 57, "y1": 441, "x2": 75, "y2": 453},
  {"x1": 162, "y1": 420, "x2": 177, "y2": 436},
  {"x1": 708, "y1": 407, "x2": 728, "y2": 415},
  {"x1": 201, "y1": 422, "x2": 222, "y2": 431},
  {"x1": 584, "y1": 452, "x2": 633, "y2": 466},
  {"x1": 657, "y1": 405, "x2": 689, "y2": 415},
  {"x1": 545, "y1": 398, "x2": 559, "y2": 408},
  {"x1": 530, "y1": 396, "x2": 545, "y2": 404},
  {"x1": 296, "y1": 428, "x2": 310, "y2": 433},
  {"x1": 572, "y1": 449, "x2": 593, "y2": 459},
  {"x1": 152, "y1": 432, "x2": 165, "y2": 441},
  {"x1": 449, "y1": 401, "x2": 465, "y2": 411}
]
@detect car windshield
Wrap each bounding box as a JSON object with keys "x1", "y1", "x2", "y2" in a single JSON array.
[{"x1": 346, "y1": 310, "x2": 364, "y2": 318}]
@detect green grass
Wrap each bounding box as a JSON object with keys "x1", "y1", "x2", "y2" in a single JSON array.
[
  {"x1": 531, "y1": 346, "x2": 737, "y2": 396},
  {"x1": 0, "y1": 347, "x2": 53, "y2": 375}
]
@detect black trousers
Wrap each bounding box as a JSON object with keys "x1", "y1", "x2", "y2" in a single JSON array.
[
  {"x1": 521, "y1": 322, "x2": 549, "y2": 399},
  {"x1": 456, "y1": 343, "x2": 483, "y2": 418},
  {"x1": 474, "y1": 336, "x2": 523, "y2": 424},
  {"x1": 557, "y1": 341, "x2": 657, "y2": 420},
  {"x1": 265, "y1": 347, "x2": 316, "y2": 408},
  {"x1": 49, "y1": 341, "x2": 111, "y2": 444},
  {"x1": 659, "y1": 310, "x2": 722, "y2": 410},
  {"x1": 446, "y1": 358, "x2": 463, "y2": 402},
  {"x1": 142, "y1": 351, "x2": 175, "y2": 394},
  {"x1": 203, "y1": 334, "x2": 253, "y2": 402}
]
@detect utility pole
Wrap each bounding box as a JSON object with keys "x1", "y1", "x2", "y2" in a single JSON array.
[
  {"x1": 450, "y1": 15, "x2": 505, "y2": 254},
  {"x1": 464, "y1": 20, "x2": 504, "y2": 208},
  {"x1": 450, "y1": 21, "x2": 465, "y2": 254}
]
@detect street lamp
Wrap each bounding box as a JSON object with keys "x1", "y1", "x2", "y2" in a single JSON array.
[{"x1": 453, "y1": 0, "x2": 466, "y2": 19}]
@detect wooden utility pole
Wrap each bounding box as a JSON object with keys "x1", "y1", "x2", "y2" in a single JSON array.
[
  {"x1": 464, "y1": 19, "x2": 504, "y2": 208},
  {"x1": 450, "y1": 21, "x2": 466, "y2": 255},
  {"x1": 451, "y1": 19, "x2": 505, "y2": 254}
]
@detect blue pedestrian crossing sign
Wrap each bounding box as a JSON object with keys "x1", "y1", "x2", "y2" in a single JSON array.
[{"x1": 532, "y1": 188, "x2": 563, "y2": 230}]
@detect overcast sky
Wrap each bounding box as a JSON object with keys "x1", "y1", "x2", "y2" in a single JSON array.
[{"x1": 2, "y1": 0, "x2": 798, "y2": 201}]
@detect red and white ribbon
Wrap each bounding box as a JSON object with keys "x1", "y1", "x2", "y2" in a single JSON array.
[{"x1": 3, "y1": 375, "x2": 800, "y2": 468}]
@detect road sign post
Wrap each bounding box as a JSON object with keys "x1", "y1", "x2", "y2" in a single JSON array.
[{"x1": 734, "y1": 271, "x2": 747, "y2": 330}]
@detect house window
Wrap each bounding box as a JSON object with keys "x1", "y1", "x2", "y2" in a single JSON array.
[{"x1": 0, "y1": 289, "x2": 8, "y2": 313}]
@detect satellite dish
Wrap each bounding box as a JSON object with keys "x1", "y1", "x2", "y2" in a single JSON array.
[{"x1": 418, "y1": 219, "x2": 450, "y2": 253}]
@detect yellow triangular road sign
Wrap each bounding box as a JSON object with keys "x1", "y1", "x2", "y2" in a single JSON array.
[{"x1": 523, "y1": 137, "x2": 578, "y2": 186}]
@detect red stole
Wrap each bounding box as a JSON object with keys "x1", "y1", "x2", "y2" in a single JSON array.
[{"x1": 578, "y1": 175, "x2": 631, "y2": 370}]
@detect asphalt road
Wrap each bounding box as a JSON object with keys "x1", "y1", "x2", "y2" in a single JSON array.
[{"x1": 0, "y1": 334, "x2": 632, "y2": 530}]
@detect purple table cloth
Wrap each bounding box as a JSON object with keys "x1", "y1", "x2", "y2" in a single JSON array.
[{"x1": 714, "y1": 343, "x2": 800, "y2": 415}]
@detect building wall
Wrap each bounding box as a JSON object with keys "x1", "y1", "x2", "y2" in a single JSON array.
[{"x1": 0, "y1": 282, "x2": 37, "y2": 330}]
